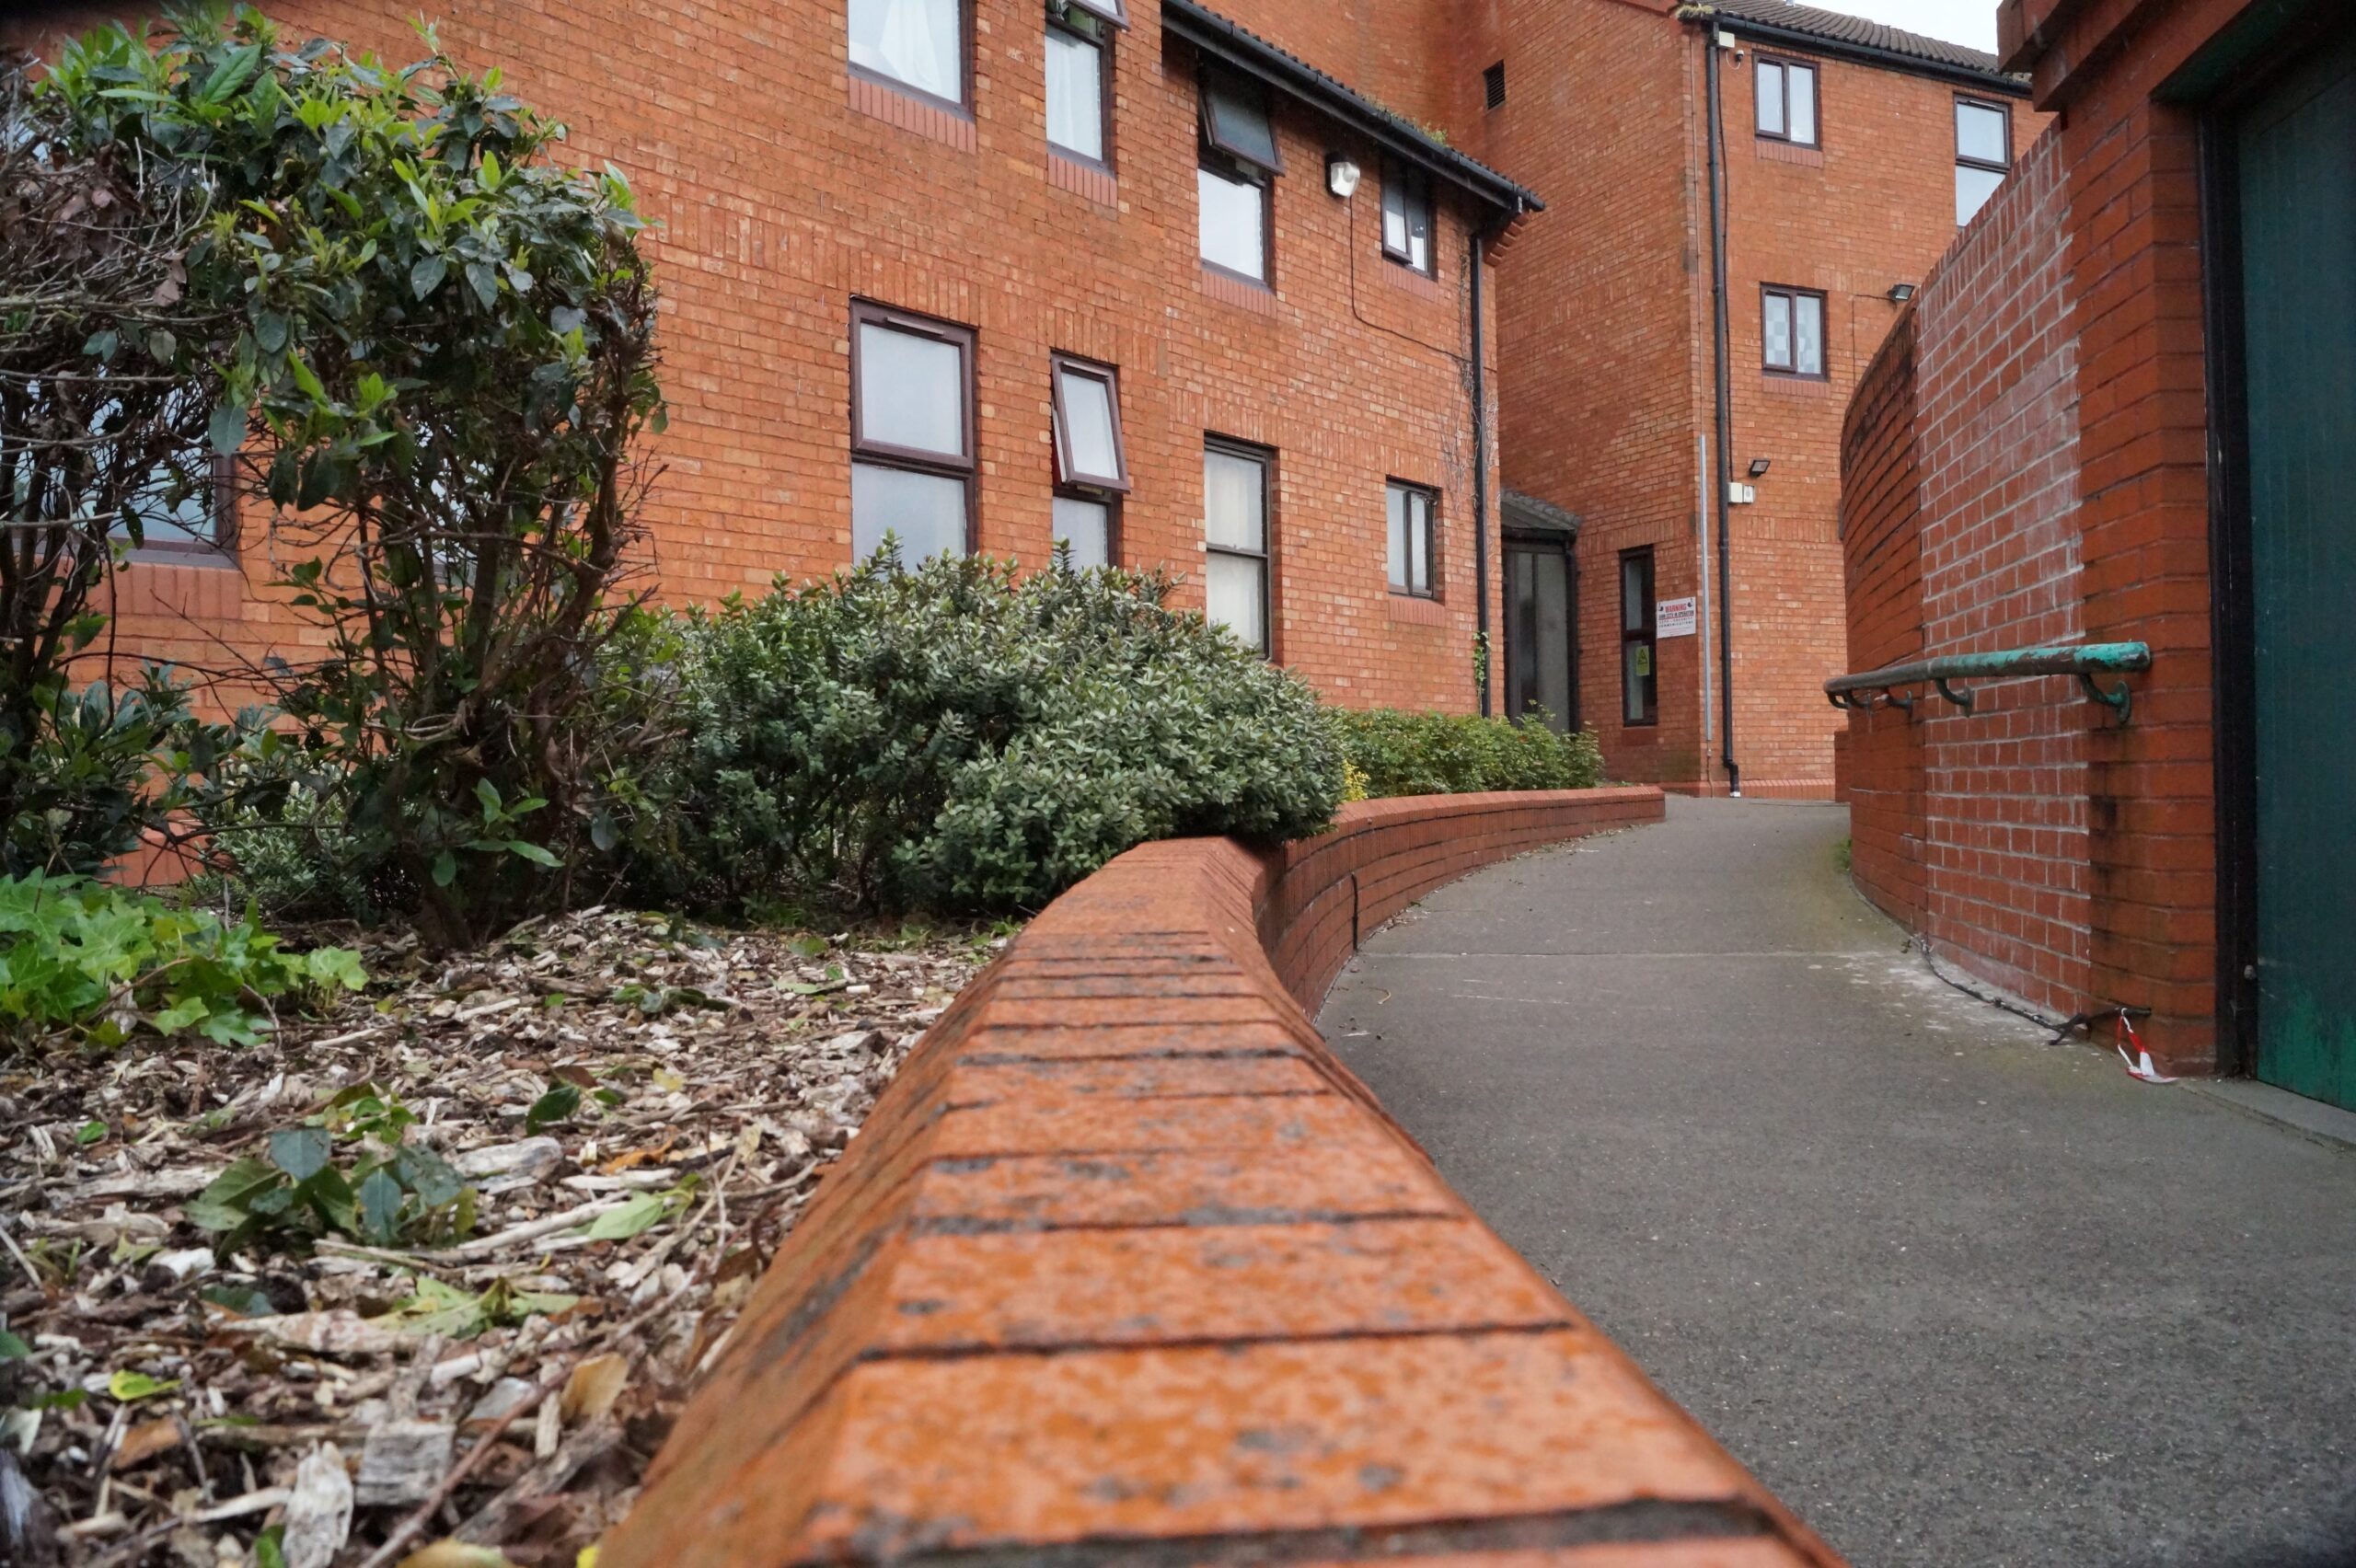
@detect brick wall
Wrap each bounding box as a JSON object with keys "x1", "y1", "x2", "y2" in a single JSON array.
[
  {"x1": 4, "y1": 0, "x2": 1510, "y2": 716},
  {"x1": 1838, "y1": 129, "x2": 2093, "y2": 1020},
  {"x1": 593, "y1": 787, "x2": 1859, "y2": 1567}
]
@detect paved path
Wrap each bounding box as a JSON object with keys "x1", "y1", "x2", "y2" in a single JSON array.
[{"x1": 1322, "y1": 796, "x2": 2356, "y2": 1568}]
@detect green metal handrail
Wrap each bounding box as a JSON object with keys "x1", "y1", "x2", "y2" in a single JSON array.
[{"x1": 1825, "y1": 641, "x2": 2152, "y2": 722}]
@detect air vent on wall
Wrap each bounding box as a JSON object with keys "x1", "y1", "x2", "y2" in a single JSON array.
[{"x1": 1484, "y1": 60, "x2": 1507, "y2": 110}]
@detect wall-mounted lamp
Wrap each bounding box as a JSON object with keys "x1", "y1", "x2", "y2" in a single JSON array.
[
  {"x1": 1748, "y1": 457, "x2": 1773, "y2": 478},
  {"x1": 1888, "y1": 282, "x2": 1917, "y2": 303},
  {"x1": 1326, "y1": 156, "x2": 1362, "y2": 199}
]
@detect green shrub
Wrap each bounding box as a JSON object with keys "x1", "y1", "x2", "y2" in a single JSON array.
[
  {"x1": 0, "y1": 873, "x2": 365, "y2": 1050},
  {"x1": 1331, "y1": 707, "x2": 1604, "y2": 799},
  {"x1": 644, "y1": 549, "x2": 1344, "y2": 916}
]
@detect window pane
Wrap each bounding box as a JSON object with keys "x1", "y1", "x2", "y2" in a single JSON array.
[
  {"x1": 1408, "y1": 492, "x2": 1430, "y2": 591},
  {"x1": 1198, "y1": 164, "x2": 1265, "y2": 279},
  {"x1": 1789, "y1": 65, "x2": 1817, "y2": 144},
  {"x1": 1957, "y1": 163, "x2": 2004, "y2": 225},
  {"x1": 1621, "y1": 555, "x2": 1646, "y2": 631},
  {"x1": 1052, "y1": 494, "x2": 1110, "y2": 569},
  {"x1": 1382, "y1": 178, "x2": 1409, "y2": 256},
  {"x1": 1957, "y1": 101, "x2": 2008, "y2": 165},
  {"x1": 1755, "y1": 59, "x2": 1784, "y2": 135},
  {"x1": 1386, "y1": 485, "x2": 1407, "y2": 589},
  {"x1": 1045, "y1": 29, "x2": 1103, "y2": 162},
  {"x1": 1406, "y1": 184, "x2": 1430, "y2": 272},
  {"x1": 849, "y1": 0, "x2": 962, "y2": 104},
  {"x1": 1204, "y1": 447, "x2": 1265, "y2": 551},
  {"x1": 1623, "y1": 641, "x2": 1650, "y2": 721},
  {"x1": 1762, "y1": 291, "x2": 1793, "y2": 370},
  {"x1": 1203, "y1": 73, "x2": 1279, "y2": 172},
  {"x1": 1058, "y1": 367, "x2": 1120, "y2": 481},
  {"x1": 1795, "y1": 294, "x2": 1824, "y2": 375},
  {"x1": 117, "y1": 454, "x2": 219, "y2": 548},
  {"x1": 852, "y1": 462, "x2": 966, "y2": 561},
  {"x1": 1206, "y1": 550, "x2": 1266, "y2": 651},
  {"x1": 859, "y1": 322, "x2": 964, "y2": 456}
]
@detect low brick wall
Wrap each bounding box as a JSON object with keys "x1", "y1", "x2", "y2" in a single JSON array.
[{"x1": 602, "y1": 787, "x2": 1842, "y2": 1567}]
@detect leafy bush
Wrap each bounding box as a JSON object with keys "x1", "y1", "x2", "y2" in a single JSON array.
[
  {"x1": 644, "y1": 550, "x2": 1344, "y2": 916},
  {"x1": 188, "y1": 1098, "x2": 475, "y2": 1259},
  {"x1": 0, "y1": 873, "x2": 364, "y2": 1050},
  {"x1": 1330, "y1": 707, "x2": 1604, "y2": 799},
  {"x1": 35, "y1": 8, "x2": 672, "y2": 947}
]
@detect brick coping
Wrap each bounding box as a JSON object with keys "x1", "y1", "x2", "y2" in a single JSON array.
[{"x1": 600, "y1": 788, "x2": 1844, "y2": 1567}]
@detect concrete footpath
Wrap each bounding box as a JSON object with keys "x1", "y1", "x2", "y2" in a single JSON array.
[{"x1": 1322, "y1": 795, "x2": 2356, "y2": 1568}]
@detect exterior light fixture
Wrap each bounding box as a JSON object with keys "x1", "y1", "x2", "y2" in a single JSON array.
[
  {"x1": 1888, "y1": 282, "x2": 1917, "y2": 302},
  {"x1": 1325, "y1": 156, "x2": 1361, "y2": 199},
  {"x1": 1748, "y1": 457, "x2": 1772, "y2": 478}
]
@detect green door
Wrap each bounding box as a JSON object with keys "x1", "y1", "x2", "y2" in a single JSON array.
[{"x1": 2239, "y1": 31, "x2": 2356, "y2": 1106}]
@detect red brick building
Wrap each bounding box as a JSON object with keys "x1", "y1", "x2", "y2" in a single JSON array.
[
  {"x1": 6, "y1": 0, "x2": 1538, "y2": 717},
  {"x1": 1450, "y1": 0, "x2": 2050, "y2": 794},
  {"x1": 1836, "y1": 0, "x2": 2352, "y2": 1094}
]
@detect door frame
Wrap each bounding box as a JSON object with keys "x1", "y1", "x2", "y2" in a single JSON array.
[
  {"x1": 1502, "y1": 528, "x2": 1579, "y2": 734},
  {"x1": 2192, "y1": 0, "x2": 2344, "y2": 1078}
]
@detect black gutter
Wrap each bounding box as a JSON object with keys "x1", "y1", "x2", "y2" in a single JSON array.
[
  {"x1": 1703, "y1": 29, "x2": 1739, "y2": 797},
  {"x1": 1471, "y1": 222, "x2": 1492, "y2": 717},
  {"x1": 1681, "y1": 7, "x2": 2034, "y2": 97},
  {"x1": 1161, "y1": 0, "x2": 1544, "y2": 223}
]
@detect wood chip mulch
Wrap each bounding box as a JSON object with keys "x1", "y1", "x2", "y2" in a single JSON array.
[{"x1": 0, "y1": 907, "x2": 1003, "y2": 1567}]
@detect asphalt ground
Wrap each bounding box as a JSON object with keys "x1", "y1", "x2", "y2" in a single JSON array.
[{"x1": 1322, "y1": 795, "x2": 2356, "y2": 1567}]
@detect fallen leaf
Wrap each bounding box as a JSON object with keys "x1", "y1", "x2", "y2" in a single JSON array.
[
  {"x1": 398, "y1": 1541, "x2": 516, "y2": 1567},
  {"x1": 560, "y1": 1354, "x2": 628, "y2": 1424},
  {"x1": 107, "y1": 1416, "x2": 180, "y2": 1470},
  {"x1": 357, "y1": 1419, "x2": 456, "y2": 1506}
]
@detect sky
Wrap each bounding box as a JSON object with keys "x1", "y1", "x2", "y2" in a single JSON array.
[{"x1": 1801, "y1": 0, "x2": 1999, "y2": 52}]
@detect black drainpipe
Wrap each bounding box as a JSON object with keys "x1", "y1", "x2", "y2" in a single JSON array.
[
  {"x1": 1470, "y1": 220, "x2": 1494, "y2": 717},
  {"x1": 1703, "y1": 25, "x2": 1740, "y2": 795}
]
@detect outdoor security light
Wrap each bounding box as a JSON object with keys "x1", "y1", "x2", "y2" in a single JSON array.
[
  {"x1": 1326, "y1": 156, "x2": 1362, "y2": 199},
  {"x1": 1888, "y1": 282, "x2": 1917, "y2": 302},
  {"x1": 1748, "y1": 457, "x2": 1773, "y2": 478}
]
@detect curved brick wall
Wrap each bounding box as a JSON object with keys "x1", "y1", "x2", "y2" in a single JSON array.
[{"x1": 602, "y1": 787, "x2": 1842, "y2": 1567}]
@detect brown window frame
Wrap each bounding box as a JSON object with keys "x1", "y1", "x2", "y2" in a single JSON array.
[
  {"x1": 1753, "y1": 53, "x2": 1820, "y2": 147},
  {"x1": 1045, "y1": 6, "x2": 1115, "y2": 172},
  {"x1": 112, "y1": 451, "x2": 240, "y2": 563},
  {"x1": 1386, "y1": 478, "x2": 1438, "y2": 599},
  {"x1": 1953, "y1": 94, "x2": 2012, "y2": 225},
  {"x1": 1058, "y1": 0, "x2": 1126, "y2": 25},
  {"x1": 1380, "y1": 159, "x2": 1437, "y2": 277},
  {"x1": 1199, "y1": 66, "x2": 1282, "y2": 176},
  {"x1": 1050, "y1": 352, "x2": 1129, "y2": 492},
  {"x1": 846, "y1": 0, "x2": 975, "y2": 119},
  {"x1": 1620, "y1": 546, "x2": 1658, "y2": 728},
  {"x1": 1761, "y1": 283, "x2": 1829, "y2": 379},
  {"x1": 849, "y1": 298, "x2": 978, "y2": 554},
  {"x1": 1204, "y1": 434, "x2": 1274, "y2": 658}
]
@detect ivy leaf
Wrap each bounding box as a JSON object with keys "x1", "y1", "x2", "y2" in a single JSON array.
[
  {"x1": 356, "y1": 1167, "x2": 404, "y2": 1242},
  {"x1": 525, "y1": 1084, "x2": 580, "y2": 1133},
  {"x1": 410, "y1": 252, "x2": 447, "y2": 300},
  {"x1": 394, "y1": 1144, "x2": 465, "y2": 1209},
  {"x1": 186, "y1": 1158, "x2": 283, "y2": 1232},
  {"x1": 465, "y1": 259, "x2": 498, "y2": 309},
  {"x1": 146, "y1": 328, "x2": 178, "y2": 364},
  {"x1": 75, "y1": 1120, "x2": 108, "y2": 1146},
  {"x1": 268, "y1": 1127, "x2": 332, "y2": 1181}
]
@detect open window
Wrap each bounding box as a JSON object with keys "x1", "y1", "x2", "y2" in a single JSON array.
[
  {"x1": 1380, "y1": 161, "x2": 1434, "y2": 275},
  {"x1": 849, "y1": 300, "x2": 976, "y2": 562},
  {"x1": 1049, "y1": 354, "x2": 1126, "y2": 569},
  {"x1": 1198, "y1": 67, "x2": 1278, "y2": 284}
]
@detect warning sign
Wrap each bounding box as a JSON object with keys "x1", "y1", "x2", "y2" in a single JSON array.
[{"x1": 1657, "y1": 595, "x2": 1698, "y2": 639}]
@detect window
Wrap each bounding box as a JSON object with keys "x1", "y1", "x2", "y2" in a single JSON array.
[
  {"x1": 1045, "y1": 6, "x2": 1113, "y2": 167},
  {"x1": 1761, "y1": 284, "x2": 1826, "y2": 377},
  {"x1": 1955, "y1": 97, "x2": 2011, "y2": 225},
  {"x1": 1380, "y1": 162, "x2": 1434, "y2": 275},
  {"x1": 1620, "y1": 548, "x2": 1657, "y2": 726},
  {"x1": 108, "y1": 450, "x2": 237, "y2": 559},
  {"x1": 1198, "y1": 68, "x2": 1277, "y2": 284},
  {"x1": 849, "y1": 0, "x2": 964, "y2": 111},
  {"x1": 1050, "y1": 353, "x2": 1127, "y2": 568},
  {"x1": 1204, "y1": 439, "x2": 1271, "y2": 654},
  {"x1": 1050, "y1": 355, "x2": 1128, "y2": 490},
  {"x1": 849, "y1": 301, "x2": 975, "y2": 562},
  {"x1": 1386, "y1": 480, "x2": 1436, "y2": 597},
  {"x1": 1754, "y1": 55, "x2": 1819, "y2": 146},
  {"x1": 1483, "y1": 61, "x2": 1507, "y2": 110}
]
